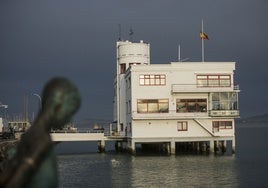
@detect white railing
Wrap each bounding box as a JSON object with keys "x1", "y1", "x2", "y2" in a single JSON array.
[
  {"x1": 171, "y1": 84, "x2": 239, "y2": 93},
  {"x1": 132, "y1": 110, "x2": 208, "y2": 120},
  {"x1": 209, "y1": 110, "x2": 240, "y2": 117}
]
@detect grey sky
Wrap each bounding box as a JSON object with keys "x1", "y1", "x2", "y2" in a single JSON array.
[{"x1": 0, "y1": 0, "x2": 267, "y2": 121}]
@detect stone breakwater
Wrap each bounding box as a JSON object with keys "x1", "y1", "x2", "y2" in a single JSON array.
[{"x1": 0, "y1": 140, "x2": 18, "y2": 173}]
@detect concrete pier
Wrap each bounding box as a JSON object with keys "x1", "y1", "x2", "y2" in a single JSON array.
[
  {"x1": 125, "y1": 138, "x2": 236, "y2": 155},
  {"x1": 50, "y1": 132, "x2": 236, "y2": 155}
]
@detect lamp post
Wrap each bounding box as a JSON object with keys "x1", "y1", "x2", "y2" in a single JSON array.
[
  {"x1": 31, "y1": 93, "x2": 42, "y2": 110},
  {"x1": 0, "y1": 102, "x2": 8, "y2": 118}
]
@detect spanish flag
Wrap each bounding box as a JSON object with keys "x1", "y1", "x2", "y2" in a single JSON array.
[{"x1": 200, "y1": 32, "x2": 209, "y2": 40}]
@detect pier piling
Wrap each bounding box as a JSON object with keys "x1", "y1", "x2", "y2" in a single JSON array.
[
  {"x1": 232, "y1": 139, "x2": 236, "y2": 154},
  {"x1": 210, "y1": 140, "x2": 215, "y2": 153},
  {"x1": 98, "y1": 140, "x2": 105, "y2": 153}
]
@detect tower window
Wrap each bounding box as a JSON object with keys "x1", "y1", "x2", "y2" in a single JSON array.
[{"x1": 120, "y1": 64, "x2": 126, "y2": 74}]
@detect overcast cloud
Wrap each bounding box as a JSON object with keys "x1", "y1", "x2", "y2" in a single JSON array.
[{"x1": 0, "y1": 0, "x2": 267, "y2": 122}]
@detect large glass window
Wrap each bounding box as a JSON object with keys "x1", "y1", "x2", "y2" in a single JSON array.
[
  {"x1": 139, "y1": 74, "x2": 166, "y2": 86},
  {"x1": 137, "y1": 99, "x2": 168, "y2": 113},
  {"x1": 212, "y1": 92, "x2": 238, "y2": 110},
  {"x1": 176, "y1": 99, "x2": 207, "y2": 113},
  {"x1": 197, "y1": 75, "x2": 231, "y2": 87}
]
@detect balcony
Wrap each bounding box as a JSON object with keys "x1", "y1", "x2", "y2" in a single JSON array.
[
  {"x1": 209, "y1": 110, "x2": 240, "y2": 117},
  {"x1": 131, "y1": 110, "x2": 208, "y2": 120},
  {"x1": 171, "y1": 84, "x2": 240, "y2": 93}
]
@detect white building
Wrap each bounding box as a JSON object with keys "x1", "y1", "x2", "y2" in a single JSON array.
[{"x1": 113, "y1": 40, "x2": 240, "y2": 154}]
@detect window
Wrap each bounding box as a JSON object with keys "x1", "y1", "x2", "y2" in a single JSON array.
[
  {"x1": 212, "y1": 92, "x2": 238, "y2": 110},
  {"x1": 197, "y1": 75, "x2": 231, "y2": 87},
  {"x1": 176, "y1": 99, "x2": 207, "y2": 113},
  {"x1": 213, "y1": 121, "x2": 232, "y2": 132},
  {"x1": 120, "y1": 64, "x2": 126, "y2": 74},
  {"x1": 139, "y1": 74, "x2": 166, "y2": 86},
  {"x1": 137, "y1": 99, "x2": 169, "y2": 113},
  {"x1": 212, "y1": 121, "x2": 219, "y2": 133},
  {"x1": 177, "y1": 121, "x2": 188, "y2": 131}
]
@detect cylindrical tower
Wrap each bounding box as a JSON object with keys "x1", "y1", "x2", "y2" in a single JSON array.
[
  {"x1": 114, "y1": 40, "x2": 150, "y2": 135},
  {"x1": 117, "y1": 40, "x2": 150, "y2": 74}
]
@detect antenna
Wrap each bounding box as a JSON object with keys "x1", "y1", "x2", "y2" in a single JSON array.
[
  {"x1": 177, "y1": 44, "x2": 189, "y2": 62},
  {"x1": 118, "y1": 24, "x2": 122, "y2": 41},
  {"x1": 129, "y1": 27, "x2": 134, "y2": 41},
  {"x1": 201, "y1": 19, "x2": 204, "y2": 62}
]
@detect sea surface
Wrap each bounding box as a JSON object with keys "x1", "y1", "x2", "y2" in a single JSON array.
[{"x1": 55, "y1": 123, "x2": 268, "y2": 188}]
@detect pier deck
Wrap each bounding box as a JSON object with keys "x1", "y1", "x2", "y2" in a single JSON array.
[{"x1": 50, "y1": 132, "x2": 126, "y2": 142}]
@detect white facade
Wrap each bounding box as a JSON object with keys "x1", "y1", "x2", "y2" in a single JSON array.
[{"x1": 113, "y1": 40, "x2": 239, "y2": 154}]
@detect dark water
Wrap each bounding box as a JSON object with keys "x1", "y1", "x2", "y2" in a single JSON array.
[{"x1": 56, "y1": 125, "x2": 268, "y2": 188}]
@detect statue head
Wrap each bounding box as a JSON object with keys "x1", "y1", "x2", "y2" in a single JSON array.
[{"x1": 41, "y1": 77, "x2": 81, "y2": 130}]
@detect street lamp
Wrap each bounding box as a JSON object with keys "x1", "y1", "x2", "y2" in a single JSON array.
[
  {"x1": 0, "y1": 102, "x2": 8, "y2": 118},
  {"x1": 0, "y1": 103, "x2": 8, "y2": 109},
  {"x1": 31, "y1": 93, "x2": 42, "y2": 110}
]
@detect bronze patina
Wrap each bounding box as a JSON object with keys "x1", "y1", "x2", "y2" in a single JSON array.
[{"x1": 0, "y1": 77, "x2": 81, "y2": 188}]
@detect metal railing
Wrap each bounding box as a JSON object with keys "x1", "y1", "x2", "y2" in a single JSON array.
[{"x1": 171, "y1": 84, "x2": 240, "y2": 93}]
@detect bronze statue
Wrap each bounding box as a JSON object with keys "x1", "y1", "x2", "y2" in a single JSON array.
[{"x1": 0, "y1": 77, "x2": 81, "y2": 188}]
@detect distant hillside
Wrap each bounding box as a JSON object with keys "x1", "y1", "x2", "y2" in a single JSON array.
[
  {"x1": 236, "y1": 113, "x2": 268, "y2": 127},
  {"x1": 238, "y1": 113, "x2": 268, "y2": 123}
]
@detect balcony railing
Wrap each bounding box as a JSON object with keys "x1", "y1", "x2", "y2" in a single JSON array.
[
  {"x1": 209, "y1": 110, "x2": 240, "y2": 117},
  {"x1": 132, "y1": 110, "x2": 208, "y2": 120},
  {"x1": 171, "y1": 84, "x2": 240, "y2": 93},
  {"x1": 131, "y1": 109, "x2": 240, "y2": 120}
]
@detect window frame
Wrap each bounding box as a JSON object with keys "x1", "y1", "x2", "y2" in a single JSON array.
[
  {"x1": 212, "y1": 121, "x2": 233, "y2": 132},
  {"x1": 196, "y1": 74, "x2": 231, "y2": 87},
  {"x1": 211, "y1": 92, "x2": 238, "y2": 110},
  {"x1": 120, "y1": 64, "x2": 126, "y2": 74},
  {"x1": 137, "y1": 99, "x2": 169, "y2": 113},
  {"x1": 176, "y1": 99, "x2": 207, "y2": 113},
  {"x1": 177, "y1": 121, "x2": 188, "y2": 131},
  {"x1": 139, "y1": 74, "x2": 166, "y2": 86}
]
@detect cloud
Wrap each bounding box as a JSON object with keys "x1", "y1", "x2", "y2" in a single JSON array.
[{"x1": 0, "y1": 0, "x2": 267, "y2": 120}]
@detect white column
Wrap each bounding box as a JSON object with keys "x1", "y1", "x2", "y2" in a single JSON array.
[
  {"x1": 210, "y1": 140, "x2": 215, "y2": 153},
  {"x1": 232, "y1": 138, "x2": 236, "y2": 154},
  {"x1": 170, "y1": 141, "x2": 176, "y2": 155}
]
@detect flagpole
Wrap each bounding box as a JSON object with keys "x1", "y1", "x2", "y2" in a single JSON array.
[
  {"x1": 178, "y1": 45, "x2": 181, "y2": 62},
  {"x1": 201, "y1": 19, "x2": 205, "y2": 62}
]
